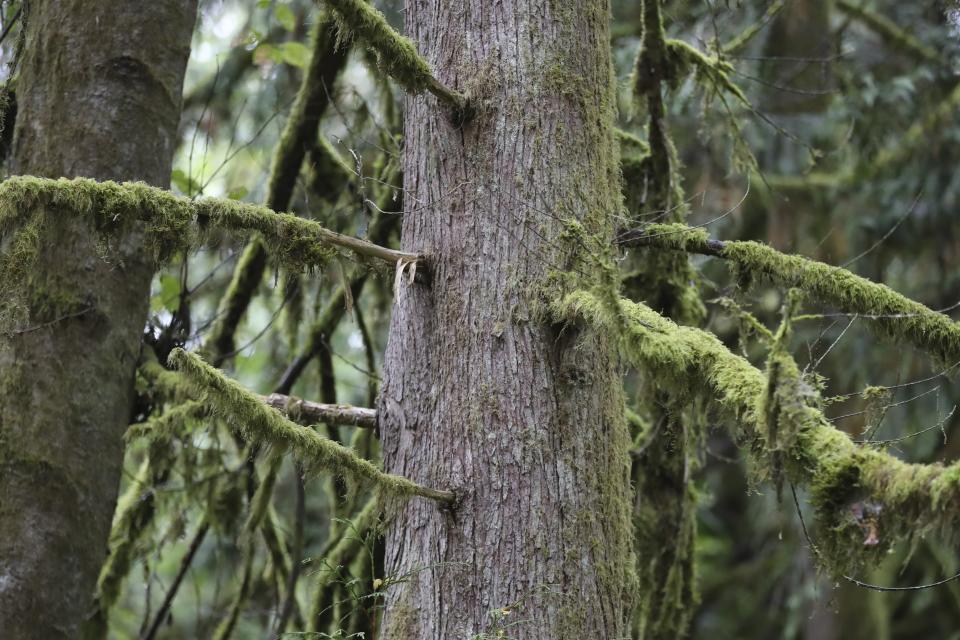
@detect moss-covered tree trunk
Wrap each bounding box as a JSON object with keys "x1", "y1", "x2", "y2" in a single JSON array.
[
  {"x1": 0, "y1": 3, "x2": 196, "y2": 637},
  {"x1": 376, "y1": 1, "x2": 636, "y2": 637}
]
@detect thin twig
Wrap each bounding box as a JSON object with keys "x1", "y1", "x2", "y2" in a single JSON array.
[{"x1": 141, "y1": 520, "x2": 210, "y2": 640}]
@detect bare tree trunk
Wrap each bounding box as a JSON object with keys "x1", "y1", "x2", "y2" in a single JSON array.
[
  {"x1": 0, "y1": 2, "x2": 196, "y2": 637},
  {"x1": 377, "y1": 2, "x2": 636, "y2": 638}
]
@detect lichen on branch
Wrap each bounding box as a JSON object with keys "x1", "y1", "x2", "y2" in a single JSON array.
[
  {"x1": 555, "y1": 290, "x2": 960, "y2": 572},
  {"x1": 166, "y1": 348, "x2": 454, "y2": 503}
]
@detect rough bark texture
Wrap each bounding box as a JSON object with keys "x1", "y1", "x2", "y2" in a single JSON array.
[
  {"x1": 0, "y1": 2, "x2": 196, "y2": 637},
  {"x1": 377, "y1": 2, "x2": 636, "y2": 638}
]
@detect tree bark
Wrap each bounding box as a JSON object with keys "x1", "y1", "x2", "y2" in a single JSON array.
[
  {"x1": 377, "y1": 2, "x2": 636, "y2": 638},
  {"x1": 0, "y1": 2, "x2": 196, "y2": 637}
]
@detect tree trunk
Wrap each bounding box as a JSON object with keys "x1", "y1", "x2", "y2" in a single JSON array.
[
  {"x1": 0, "y1": 2, "x2": 196, "y2": 637},
  {"x1": 377, "y1": 2, "x2": 636, "y2": 638}
]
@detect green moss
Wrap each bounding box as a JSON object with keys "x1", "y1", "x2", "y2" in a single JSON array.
[
  {"x1": 94, "y1": 458, "x2": 153, "y2": 611},
  {"x1": 322, "y1": 0, "x2": 468, "y2": 117},
  {"x1": 636, "y1": 222, "x2": 960, "y2": 365},
  {"x1": 0, "y1": 175, "x2": 400, "y2": 272},
  {"x1": 555, "y1": 289, "x2": 960, "y2": 575},
  {"x1": 323, "y1": 0, "x2": 433, "y2": 94},
  {"x1": 662, "y1": 39, "x2": 749, "y2": 105},
  {"x1": 167, "y1": 348, "x2": 452, "y2": 502}
]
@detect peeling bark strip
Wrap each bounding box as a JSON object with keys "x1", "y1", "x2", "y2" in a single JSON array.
[
  {"x1": 0, "y1": 2, "x2": 197, "y2": 638},
  {"x1": 377, "y1": 2, "x2": 636, "y2": 638}
]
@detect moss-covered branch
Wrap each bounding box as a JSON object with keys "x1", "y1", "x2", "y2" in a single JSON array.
[
  {"x1": 662, "y1": 39, "x2": 749, "y2": 106},
  {"x1": 837, "y1": 0, "x2": 940, "y2": 66},
  {"x1": 620, "y1": 222, "x2": 960, "y2": 364},
  {"x1": 722, "y1": 0, "x2": 785, "y2": 55},
  {"x1": 319, "y1": 0, "x2": 469, "y2": 118},
  {"x1": 555, "y1": 290, "x2": 960, "y2": 572},
  {"x1": 0, "y1": 176, "x2": 419, "y2": 272},
  {"x1": 167, "y1": 348, "x2": 454, "y2": 503}
]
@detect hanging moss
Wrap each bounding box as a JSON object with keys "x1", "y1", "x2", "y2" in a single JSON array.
[
  {"x1": 620, "y1": 6, "x2": 710, "y2": 637},
  {"x1": 555, "y1": 289, "x2": 960, "y2": 574},
  {"x1": 84, "y1": 458, "x2": 154, "y2": 636},
  {"x1": 166, "y1": 348, "x2": 453, "y2": 503}
]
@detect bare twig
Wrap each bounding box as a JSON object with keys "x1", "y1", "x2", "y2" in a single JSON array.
[
  {"x1": 141, "y1": 520, "x2": 210, "y2": 640},
  {"x1": 261, "y1": 393, "x2": 377, "y2": 430}
]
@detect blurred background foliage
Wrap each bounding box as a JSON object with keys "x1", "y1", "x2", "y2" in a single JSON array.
[{"x1": 2, "y1": 0, "x2": 958, "y2": 637}]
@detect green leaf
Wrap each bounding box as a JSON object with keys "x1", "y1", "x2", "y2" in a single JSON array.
[
  {"x1": 171, "y1": 168, "x2": 200, "y2": 195},
  {"x1": 253, "y1": 43, "x2": 284, "y2": 66},
  {"x1": 278, "y1": 41, "x2": 311, "y2": 69},
  {"x1": 275, "y1": 4, "x2": 296, "y2": 31},
  {"x1": 227, "y1": 186, "x2": 249, "y2": 201},
  {"x1": 158, "y1": 274, "x2": 181, "y2": 313}
]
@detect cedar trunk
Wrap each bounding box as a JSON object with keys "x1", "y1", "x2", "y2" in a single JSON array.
[
  {"x1": 0, "y1": 2, "x2": 196, "y2": 637},
  {"x1": 378, "y1": 1, "x2": 636, "y2": 637}
]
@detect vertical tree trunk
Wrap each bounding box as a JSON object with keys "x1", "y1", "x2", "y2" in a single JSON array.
[
  {"x1": 0, "y1": 3, "x2": 196, "y2": 637},
  {"x1": 377, "y1": 2, "x2": 636, "y2": 637}
]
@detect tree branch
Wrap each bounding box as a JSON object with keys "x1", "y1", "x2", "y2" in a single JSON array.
[
  {"x1": 167, "y1": 348, "x2": 454, "y2": 503},
  {"x1": 556, "y1": 290, "x2": 960, "y2": 572},
  {"x1": 262, "y1": 393, "x2": 376, "y2": 429},
  {"x1": 319, "y1": 0, "x2": 470, "y2": 120},
  {"x1": 836, "y1": 0, "x2": 940, "y2": 66},
  {"x1": 0, "y1": 175, "x2": 421, "y2": 270},
  {"x1": 619, "y1": 222, "x2": 960, "y2": 364}
]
